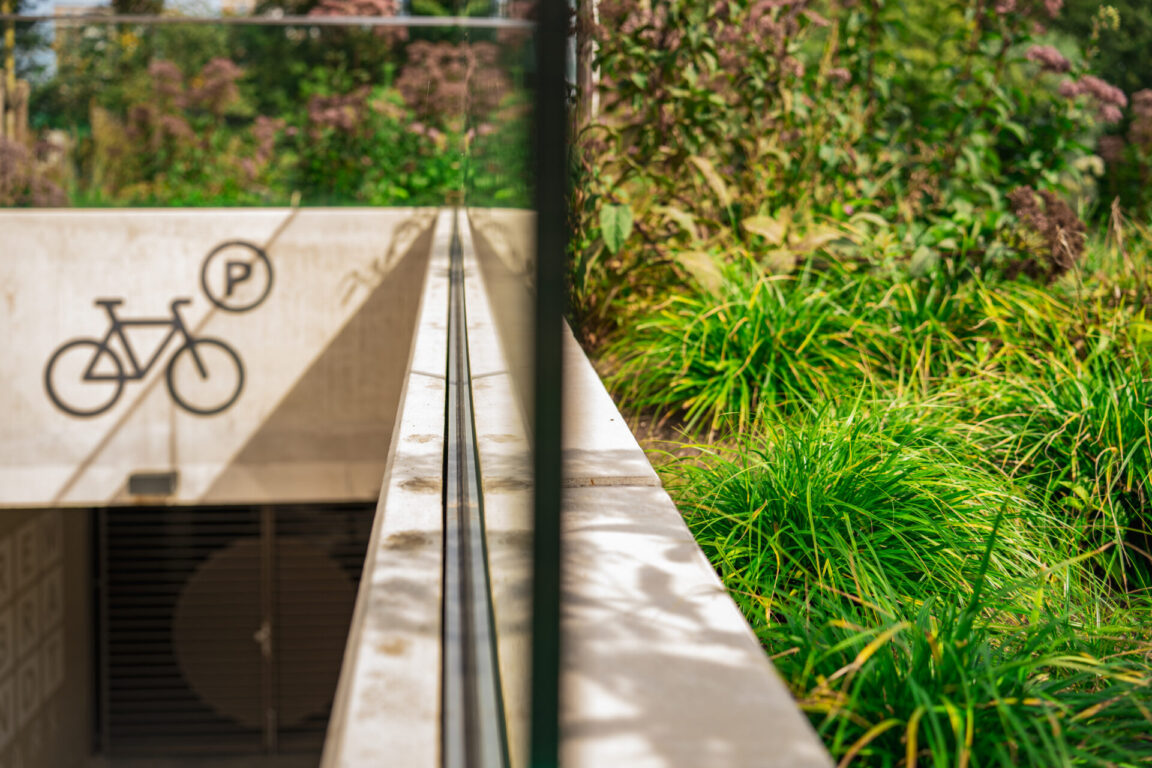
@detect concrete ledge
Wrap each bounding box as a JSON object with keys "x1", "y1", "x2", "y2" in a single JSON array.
[
  {"x1": 561, "y1": 323, "x2": 660, "y2": 488},
  {"x1": 325, "y1": 208, "x2": 832, "y2": 768},
  {"x1": 561, "y1": 481, "x2": 831, "y2": 767},
  {"x1": 320, "y1": 210, "x2": 453, "y2": 768},
  {"x1": 558, "y1": 330, "x2": 832, "y2": 768}
]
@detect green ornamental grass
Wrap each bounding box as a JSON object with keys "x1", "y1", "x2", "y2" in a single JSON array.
[
  {"x1": 608, "y1": 259, "x2": 880, "y2": 435},
  {"x1": 668, "y1": 403, "x2": 1152, "y2": 766}
]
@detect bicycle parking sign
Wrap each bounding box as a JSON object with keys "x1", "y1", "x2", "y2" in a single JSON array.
[
  {"x1": 201, "y1": 240, "x2": 274, "y2": 313},
  {"x1": 43, "y1": 241, "x2": 272, "y2": 418}
]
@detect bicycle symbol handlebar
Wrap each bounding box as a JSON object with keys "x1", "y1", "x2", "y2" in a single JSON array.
[{"x1": 43, "y1": 240, "x2": 269, "y2": 418}]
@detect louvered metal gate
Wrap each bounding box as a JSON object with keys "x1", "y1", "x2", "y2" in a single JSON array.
[{"x1": 96, "y1": 503, "x2": 372, "y2": 758}]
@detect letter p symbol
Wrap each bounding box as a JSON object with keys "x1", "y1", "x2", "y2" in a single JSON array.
[
  {"x1": 225, "y1": 260, "x2": 253, "y2": 298},
  {"x1": 201, "y1": 240, "x2": 272, "y2": 313}
]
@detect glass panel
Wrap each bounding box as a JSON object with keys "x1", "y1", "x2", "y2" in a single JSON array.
[
  {"x1": 462, "y1": 16, "x2": 536, "y2": 766},
  {"x1": 1, "y1": 6, "x2": 555, "y2": 767}
]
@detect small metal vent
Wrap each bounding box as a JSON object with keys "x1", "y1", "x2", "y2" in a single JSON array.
[
  {"x1": 127, "y1": 471, "x2": 179, "y2": 497},
  {"x1": 98, "y1": 503, "x2": 372, "y2": 758}
]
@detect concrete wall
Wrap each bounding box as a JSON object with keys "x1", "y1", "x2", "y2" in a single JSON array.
[
  {"x1": 0, "y1": 509, "x2": 90, "y2": 768},
  {"x1": 469, "y1": 209, "x2": 830, "y2": 766},
  {"x1": 0, "y1": 208, "x2": 437, "y2": 507}
]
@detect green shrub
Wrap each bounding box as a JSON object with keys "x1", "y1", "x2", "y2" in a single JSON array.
[
  {"x1": 573, "y1": 0, "x2": 1115, "y2": 333},
  {"x1": 968, "y1": 338, "x2": 1152, "y2": 586},
  {"x1": 668, "y1": 403, "x2": 1152, "y2": 766},
  {"x1": 674, "y1": 403, "x2": 1073, "y2": 608}
]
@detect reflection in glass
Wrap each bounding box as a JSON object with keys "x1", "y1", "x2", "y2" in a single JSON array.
[
  {"x1": 1, "y1": 8, "x2": 548, "y2": 767},
  {"x1": 2, "y1": 15, "x2": 540, "y2": 209}
]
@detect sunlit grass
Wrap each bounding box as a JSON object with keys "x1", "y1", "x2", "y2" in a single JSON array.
[
  {"x1": 601, "y1": 231, "x2": 1152, "y2": 765},
  {"x1": 665, "y1": 403, "x2": 1152, "y2": 766},
  {"x1": 607, "y1": 258, "x2": 882, "y2": 436}
]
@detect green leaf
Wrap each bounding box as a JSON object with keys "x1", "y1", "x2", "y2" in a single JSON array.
[
  {"x1": 1003, "y1": 121, "x2": 1028, "y2": 143},
  {"x1": 655, "y1": 205, "x2": 701, "y2": 242},
  {"x1": 676, "y1": 251, "x2": 724, "y2": 293},
  {"x1": 791, "y1": 226, "x2": 845, "y2": 254},
  {"x1": 600, "y1": 203, "x2": 634, "y2": 255}
]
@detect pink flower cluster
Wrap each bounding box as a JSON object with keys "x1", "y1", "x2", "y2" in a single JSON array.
[
  {"x1": 603, "y1": 0, "x2": 821, "y2": 85},
  {"x1": 126, "y1": 102, "x2": 195, "y2": 149},
  {"x1": 498, "y1": 0, "x2": 535, "y2": 46},
  {"x1": 827, "y1": 67, "x2": 851, "y2": 85},
  {"x1": 719, "y1": 0, "x2": 823, "y2": 85},
  {"x1": 1025, "y1": 45, "x2": 1070, "y2": 74},
  {"x1": 0, "y1": 137, "x2": 67, "y2": 206},
  {"x1": 146, "y1": 58, "x2": 244, "y2": 117},
  {"x1": 1096, "y1": 90, "x2": 1152, "y2": 166},
  {"x1": 1060, "y1": 74, "x2": 1128, "y2": 124},
  {"x1": 197, "y1": 59, "x2": 245, "y2": 116},
  {"x1": 464, "y1": 123, "x2": 497, "y2": 143},
  {"x1": 307, "y1": 88, "x2": 371, "y2": 135},
  {"x1": 408, "y1": 122, "x2": 443, "y2": 142},
  {"x1": 395, "y1": 42, "x2": 509, "y2": 124},
  {"x1": 238, "y1": 116, "x2": 285, "y2": 181},
  {"x1": 1129, "y1": 89, "x2": 1152, "y2": 149},
  {"x1": 251, "y1": 116, "x2": 284, "y2": 161},
  {"x1": 308, "y1": 0, "x2": 408, "y2": 43},
  {"x1": 995, "y1": 0, "x2": 1062, "y2": 18},
  {"x1": 149, "y1": 60, "x2": 184, "y2": 103}
]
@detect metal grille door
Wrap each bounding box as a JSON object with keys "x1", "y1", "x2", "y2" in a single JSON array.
[{"x1": 98, "y1": 504, "x2": 372, "y2": 758}]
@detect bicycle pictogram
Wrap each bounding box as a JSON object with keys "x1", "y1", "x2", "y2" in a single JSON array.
[{"x1": 44, "y1": 240, "x2": 271, "y2": 418}]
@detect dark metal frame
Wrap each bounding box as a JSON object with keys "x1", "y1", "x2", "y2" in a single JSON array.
[
  {"x1": 0, "y1": 13, "x2": 532, "y2": 27},
  {"x1": 530, "y1": 0, "x2": 567, "y2": 765}
]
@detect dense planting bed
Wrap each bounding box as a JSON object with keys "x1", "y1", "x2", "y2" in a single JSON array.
[
  {"x1": 575, "y1": 0, "x2": 1152, "y2": 763},
  {"x1": 596, "y1": 244, "x2": 1152, "y2": 765}
]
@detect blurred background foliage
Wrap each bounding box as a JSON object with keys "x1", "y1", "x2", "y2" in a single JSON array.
[
  {"x1": 1054, "y1": 0, "x2": 1152, "y2": 93},
  {"x1": 572, "y1": 0, "x2": 1152, "y2": 347},
  {"x1": 1, "y1": 0, "x2": 532, "y2": 206}
]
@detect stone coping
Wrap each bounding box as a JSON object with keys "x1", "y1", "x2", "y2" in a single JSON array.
[{"x1": 323, "y1": 209, "x2": 833, "y2": 767}]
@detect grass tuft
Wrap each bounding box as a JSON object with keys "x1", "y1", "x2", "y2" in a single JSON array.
[{"x1": 608, "y1": 259, "x2": 879, "y2": 436}]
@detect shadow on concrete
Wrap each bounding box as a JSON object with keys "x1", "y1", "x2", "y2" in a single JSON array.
[
  {"x1": 200, "y1": 222, "x2": 437, "y2": 503},
  {"x1": 560, "y1": 485, "x2": 833, "y2": 768}
]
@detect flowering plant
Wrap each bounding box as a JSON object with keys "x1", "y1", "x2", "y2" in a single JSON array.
[{"x1": 572, "y1": 0, "x2": 1125, "y2": 336}]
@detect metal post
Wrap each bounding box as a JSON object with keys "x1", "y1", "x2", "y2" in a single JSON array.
[
  {"x1": 2, "y1": 0, "x2": 14, "y2": 140},
  {"x1": 260, "y1": 505, "x2": 279, "y2": 754},
  {"x1": 575, "y1": 0, "x2": 594, "y2": 130},
  {"x1": 530, "y1": 0, "x2": 568, "y2": 765}
]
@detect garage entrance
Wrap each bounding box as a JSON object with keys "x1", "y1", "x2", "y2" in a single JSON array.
[{"x1": 94, "y1": 503, "x2": 373, "y2": 763}]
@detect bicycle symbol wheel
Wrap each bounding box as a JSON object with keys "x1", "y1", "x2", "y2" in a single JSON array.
[
  {"x1": 166, "y1": 338, "x2": 245, "y2": 416},
  {"x1": 44, "y1": 339, "x2": 126, "y2": 417}
]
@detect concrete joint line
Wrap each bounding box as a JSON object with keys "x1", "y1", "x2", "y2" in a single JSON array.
[{"x1": 562, "y1": 475, "x2": 662, "y2": 489}]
